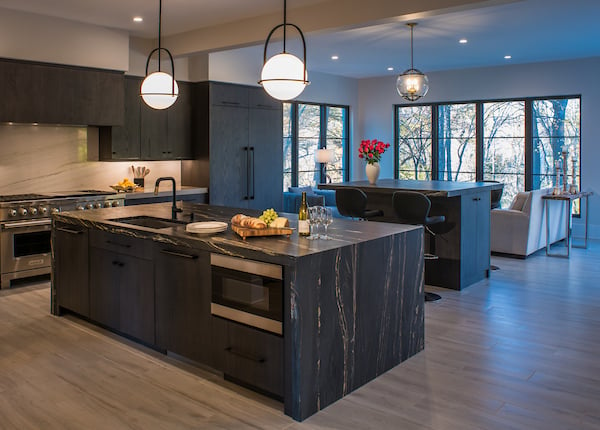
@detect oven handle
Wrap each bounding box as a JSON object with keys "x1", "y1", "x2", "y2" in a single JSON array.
[{"x1": 1, "y1": 219, "x2": 52, "y2": 229}]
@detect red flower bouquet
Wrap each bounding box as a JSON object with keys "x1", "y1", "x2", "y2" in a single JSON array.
[{"x1": 358, "y1": 139, "x2": 390, "y2": 165}]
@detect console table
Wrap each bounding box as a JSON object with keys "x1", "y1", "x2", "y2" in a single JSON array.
[{"x1": 542, "y1": 191, "x2": 592, "y2": 258}]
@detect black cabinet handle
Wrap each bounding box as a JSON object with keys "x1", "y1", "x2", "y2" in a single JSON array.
[
  {"x1": 112, "y1": 261, "x2": 125, "y2": 267},
  {"x1": 221, "y1": 101, "x2": 241, "y2": 106},
  {"x1": 249, "y1": 146, "x2": 255, "y2": 200},
  {"x1": 56, "y1": 227, "x2": 83, "y2": 235},
  {"x1": 106, "y1": 240, "x2": 131, "y2": 248},
  {"x1": 243, "y1": 147, "x2": 250, "y2": 200},
  {"x1": 472, "y1": 197, "x2": 481, "y2": 201},
  {"x1": 225, "y1": 346, "x2": 266, "y2": 363},
  {"x1": 160, "y1": 249, "x2": 198, "y2": 259}
]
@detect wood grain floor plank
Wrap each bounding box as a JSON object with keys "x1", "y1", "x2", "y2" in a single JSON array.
[{"x1": 1, "y1": 243, "x2": 600, "y2": 428}]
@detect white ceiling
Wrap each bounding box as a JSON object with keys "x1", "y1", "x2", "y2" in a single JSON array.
[{"x1": 1, "y1": 0, "x2": 599, "y2": 78}]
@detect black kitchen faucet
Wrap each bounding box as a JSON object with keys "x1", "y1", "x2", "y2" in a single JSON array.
[{"x1": 154, "y1": 177, "x2": 183, "y2": 220}]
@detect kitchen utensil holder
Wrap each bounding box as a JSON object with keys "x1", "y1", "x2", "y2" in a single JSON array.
[{"x1": 133, "y1": 178, "x2": 145, "y2": 187}]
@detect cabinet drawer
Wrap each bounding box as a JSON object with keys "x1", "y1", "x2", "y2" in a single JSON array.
[
  {"x1": 212, "y1": 317, "x2": 283, "y2": 397},
  {"x1": 210, "y1": 82, "x2": 249, "y2": 107},
  {"x1": 89, "y1": 229, "x2": 153, "y2": 260}
]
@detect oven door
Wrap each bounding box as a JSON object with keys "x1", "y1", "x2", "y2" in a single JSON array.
[
  {"x1": 210, "y1": 253, "x2": 283, "y2": 335},
  {"x1": 1, "y1": 218, "x2": 52, "y2": 278}
]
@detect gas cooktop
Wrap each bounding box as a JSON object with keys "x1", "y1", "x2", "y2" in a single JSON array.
[{"x1": 0, "y1": 190, "x2": 117, "y2": 202}]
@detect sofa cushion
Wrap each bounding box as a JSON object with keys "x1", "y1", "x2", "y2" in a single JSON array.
[
  {"x1": 289, "y1": 186, "x2": 315, "y2": 195},
  {"x1": 510, "y1": 192, "x2": 529, "y2": 211}
]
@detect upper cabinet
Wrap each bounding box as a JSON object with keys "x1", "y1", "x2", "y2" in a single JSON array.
[
  {"x1": 0, "y1": 58, "x2": 124, "y2": 126},
  {"x1": 99, "y1": 76, "x2": 192, "y2": 161}
]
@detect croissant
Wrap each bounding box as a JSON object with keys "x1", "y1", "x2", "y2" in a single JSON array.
[{"x1": 231, "y1": 214, "x2": 249, "y2": 225}]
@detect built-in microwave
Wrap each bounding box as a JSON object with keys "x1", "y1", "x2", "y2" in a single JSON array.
[{"x1": 210, "y1": 253, "x2": 283, "y2": 335}]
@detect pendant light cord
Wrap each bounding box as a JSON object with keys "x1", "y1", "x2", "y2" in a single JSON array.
[
  {"x1": 158, "y1": 0, "x2": 162, "y2": 70},
  {"x1": 283, "y1": 0, "x2": 287, "y2": 53}
]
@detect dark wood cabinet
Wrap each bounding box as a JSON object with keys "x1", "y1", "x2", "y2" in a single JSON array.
[
  {"x1": 200, "y1": 82, "x2": 283, "y2": 211},
  {"x1": 0, "y1": 58, "x2": 123, "y2": 126},
  {"x1": 53, "y1": 223, "x2": 89, "y2": 317},
  {"x1": 212, "y1": 316, "x2": 283, "y2": 397},
  {"x1": 89, "y1": 230, "x2": 155, "y2": 344},
  {"x1": 461, "y1": 190, "x2": 491, "y2": 286},
  {"x1": 99, "y1": 77, "x2": 191, "y2": 161},
  {"x1": 154, "y1": 245, "x2": 212, "y2": 365}
]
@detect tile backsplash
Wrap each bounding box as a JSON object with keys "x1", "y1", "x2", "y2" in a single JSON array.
[{"x1": 0, "y1": 124, "x2": 181, "y2": 194}]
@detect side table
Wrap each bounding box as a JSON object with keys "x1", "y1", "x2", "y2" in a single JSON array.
[{"x1": 542, "y1": 191, "x2": 592, "y2": 258}]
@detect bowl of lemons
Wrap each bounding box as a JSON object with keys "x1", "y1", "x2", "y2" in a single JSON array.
[{"x1": 110, "y1": 178, "x2": 139, "y2": 193}]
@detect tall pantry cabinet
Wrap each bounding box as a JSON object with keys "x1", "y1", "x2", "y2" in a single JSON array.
[{"x1": 194, "y1": 82, "x2": 283, "y2": 211}]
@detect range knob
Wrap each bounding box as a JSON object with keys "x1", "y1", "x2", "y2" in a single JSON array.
[
  {"x1": 8, "y1": 209, "x2": 17, "y2": 217},
  {"x1": 39, "y1": 206, "x2": 49, "y2": 215},
  {"x1": 76, "y1": 206, "x2": 85, "y2": 211},
  {"x1": 111, "y1": 201, "x2": 120, "y2": 207},
  {"x1": 29, "y1": 207, "x2": 38, "y2": 215},
  {"x1": 51, "y1": 208, "x2": 60, "y2": 214},
  {"x1": 103, "y1": 201, "x2": 112, "y2": 208},
  {"x1": 85, "y1": 203, "x2": 94, "y2": 210},
  {"x1": 18, "y1": 207, "x2": 28, "y2": 216},
  {"x1": 94, "y1": 202, "x2": 103, "y2": 209}
]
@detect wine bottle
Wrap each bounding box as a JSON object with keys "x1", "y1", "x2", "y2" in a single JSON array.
[{"x1": 298, "y1": 192, "x2": 310, "y2": 236}]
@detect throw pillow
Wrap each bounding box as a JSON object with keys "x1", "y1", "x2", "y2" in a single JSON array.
[
  {"x1": 289, "y1": 186, "x2": 316, "y2": 195},
  {"x1": 510, "y1": 192, "x2": 529, "y2": 211}
]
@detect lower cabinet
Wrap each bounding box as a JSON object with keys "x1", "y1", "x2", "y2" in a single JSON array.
[
  {"x1": 89, "y1": 231, "x2": 155, "y2": 345},
  {"x1": 54, "y1": 222, "x2": 89, "y2": 317},
  {"x1": 212, "y1": 316, "x2": 283, "y2": 397},
  {"x1": 154, "y1": 245, "x2": 212, "y2": 365}
]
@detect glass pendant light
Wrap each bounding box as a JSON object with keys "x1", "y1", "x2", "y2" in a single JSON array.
[
  {"x1": 396, "y1": 23, "x2": 429, "y2": 102},
  {"x1": 259, "y1": 0, "x2": 310, "y2": 101},
  {"x1": 141, "y1": 0, "x2": 179, "y2": 110}
]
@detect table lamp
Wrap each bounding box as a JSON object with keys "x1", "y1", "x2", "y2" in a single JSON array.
[{"x1": 315, "y1": 149, "x2": 334, "y2": 183}]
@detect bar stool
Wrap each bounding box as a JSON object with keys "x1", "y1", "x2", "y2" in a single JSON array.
[
  {"x1": 392, "y1": 191, "x2": 445, "y2": 302},
  {"x1": 335, "y1": 188, "x2": 383, "y2": 220}
]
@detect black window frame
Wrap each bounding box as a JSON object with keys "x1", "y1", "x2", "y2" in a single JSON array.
[{"x1": 284, "y1": 101, "x2": 350, "y2": 188}]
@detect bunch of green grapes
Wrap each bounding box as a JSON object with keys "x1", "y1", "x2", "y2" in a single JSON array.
[{"x1": 259, "y1": 208, "x2": 278, "y2": 226}]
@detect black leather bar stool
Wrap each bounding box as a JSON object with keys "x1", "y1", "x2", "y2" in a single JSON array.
[
  {"x1": 392, "y1": 191, "x2": 445, "y2": 302},
  {"x1": 483, "y1": 180, "x2": 504, "y2": 209},
  {"x1": 335, "y1": 188, "x2": 383, "y2": 220}
]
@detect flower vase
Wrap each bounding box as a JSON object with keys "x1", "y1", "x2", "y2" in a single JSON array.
[{"x1": 365, "y1": 162, "x2": 380, "y2": 185}]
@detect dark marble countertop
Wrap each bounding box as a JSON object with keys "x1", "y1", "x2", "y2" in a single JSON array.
[
  {"x1": 53, "y1": 202, "x2": 419, "y2": 263},
  {"x1": 319, "y1": 179, "x2": 503, "y2": 197}
]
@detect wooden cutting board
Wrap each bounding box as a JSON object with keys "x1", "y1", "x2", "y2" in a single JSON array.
[{"x1": 231, "y1": 224, "x2": 293, "y2": 240}]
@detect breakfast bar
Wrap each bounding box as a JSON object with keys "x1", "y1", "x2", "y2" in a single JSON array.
[{"x1": 320, "y1": 179, "x2": 503, "y2": 290}]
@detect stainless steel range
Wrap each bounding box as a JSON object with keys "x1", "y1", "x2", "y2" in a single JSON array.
[{"x1": 0, "y1": 191, "x2": 124, "y2": 289}]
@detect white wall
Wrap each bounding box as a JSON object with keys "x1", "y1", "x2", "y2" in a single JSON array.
[
  {"x1": 358, "y1": 57, "x2": 600, "y2": 237},
  {"x1": 0, "y1": 8, "x2": 128, "y2": 71}
]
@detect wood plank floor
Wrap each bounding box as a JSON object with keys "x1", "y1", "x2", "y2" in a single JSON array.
[{"x1": 1, "y1": 242, "x2": 599, "y2": 429}]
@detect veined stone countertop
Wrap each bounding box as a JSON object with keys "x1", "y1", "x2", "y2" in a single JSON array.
[
  {"x1": 52, "y1": 202, "x2": 419, "y2": 262},
  {"x1": 123, "y1": 186, "x2": 208, "y2": 200}
]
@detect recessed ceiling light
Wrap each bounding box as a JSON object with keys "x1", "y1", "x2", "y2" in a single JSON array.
[
  {"x1": 133, "y1": 16, "x2": 143, "y2": 23},
  {"x1": 504, "y1": 55, "x2": 512, "y2": 59},
  {"x1": 387, "y1": 67, "x2": 394, "y2": 71},
  {"x1": 459, "y1": 38, "x2": 468, "y2": 44},
  {"x1": 331, "y1": 55, "x2": 339, "y2": 60}
]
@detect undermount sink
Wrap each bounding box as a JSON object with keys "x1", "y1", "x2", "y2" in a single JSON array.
[{"x1": 111, "y1": 215, "x2": 187, "y2": 230}]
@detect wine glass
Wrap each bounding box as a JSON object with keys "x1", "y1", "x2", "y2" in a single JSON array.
[
  {"x1": 307, "y1": 206, "x2": 319, "y2": 240},
  {"x1": 321, "y1": 207, "x2": 333, "y2": 240}
]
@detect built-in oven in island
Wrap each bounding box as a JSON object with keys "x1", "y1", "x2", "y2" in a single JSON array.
[{"x1": 210, "y1": 253, "x2": 283, "y2": 335}]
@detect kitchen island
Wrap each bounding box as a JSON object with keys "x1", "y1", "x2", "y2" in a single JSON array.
[
  {"x1": 51, "y1": 202, "x2": 424, "y2": 421},
  {"x1": 320, "y1": 179, "x2": 503, "y2": 290}
]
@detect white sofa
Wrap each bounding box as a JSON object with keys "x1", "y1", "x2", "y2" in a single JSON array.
[{"x1": 491, "y1": 188, "x2": 567, "y2": 257}]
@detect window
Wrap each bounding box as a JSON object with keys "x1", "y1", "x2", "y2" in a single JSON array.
[
  {"x1": 283, "y1": 102, "x2": 349, "y2": 190},
  {"x1": 395, "y1": 105, "x2": 432, "y2": 179},
  {"x1": 483, "y1": 101, "x2": 525, "y2": 208},
  {"x1": 394, "y1": 96, "x2": 581, "y2": 210},
  {"x1": 438, "y1": 103, "x2": 477, "y2": 182}
]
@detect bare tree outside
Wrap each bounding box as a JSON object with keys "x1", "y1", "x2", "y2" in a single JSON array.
[{"x1": 396, "y1": 105, "x2": 432, "y2": 179}]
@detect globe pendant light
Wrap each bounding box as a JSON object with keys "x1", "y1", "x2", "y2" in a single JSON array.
[
  {"x1": 396, "y1": 23, "x2": 429, "y2": 102},
  {"x1": 141, "y1": 0, "x2": 178, "y2": 110},
  {"x1": 259, "y1": 0, "x2": 310, "y2": 101}
]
